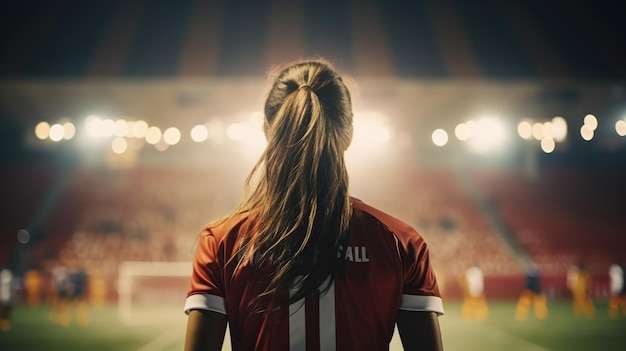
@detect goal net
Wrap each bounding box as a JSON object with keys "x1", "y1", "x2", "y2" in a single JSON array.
[{"x1": 117, "y1": 261, "x2": 192, "y2": 324}]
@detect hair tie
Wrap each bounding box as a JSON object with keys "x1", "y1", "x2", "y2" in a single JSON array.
[{"x1": 298, "y1": 84, "x2": 311, "y2": 90}]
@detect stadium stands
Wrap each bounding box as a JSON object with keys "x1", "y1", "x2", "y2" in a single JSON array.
[
  {"x1": 5, "y1": 161, "x2": 624, "y2": 301},
  {"x1": 470, "y1": 165, "x2": 626, "y2": 298}
]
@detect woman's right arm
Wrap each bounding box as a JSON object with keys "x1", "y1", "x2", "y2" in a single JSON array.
[
  {"x1": 184, "y1": 309, "x2": 227, "y2": 351},
  {"x1": 396, "y1": 310, "x2": 443, "y2": 351}
]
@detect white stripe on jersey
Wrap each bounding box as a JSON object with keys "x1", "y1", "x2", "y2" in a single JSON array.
[
  {"x1": 289, "y1": 278, "x2": 337, "y2": 351},
  {"x1": 319, "y1": 279, "x2": 336, "y2": 351},
  {"x1": 289, "y1": 299, "x2": 307, "y2": 350}
]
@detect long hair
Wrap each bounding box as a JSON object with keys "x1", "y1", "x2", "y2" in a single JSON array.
[{"x1": 229, "y1": 60, "x2": 353, "y2": 312}]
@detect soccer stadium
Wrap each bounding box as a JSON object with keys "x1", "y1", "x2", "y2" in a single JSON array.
[{"x1": 1, "y1": 1, "x2": 625, "y2": 350}]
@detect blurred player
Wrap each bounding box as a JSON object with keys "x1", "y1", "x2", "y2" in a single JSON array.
[
  {"x1": 608, "y1": 260, "x2": 625, "y2": 318},
  {"x1": 0, "y1": 266, "x2": 17, "y2": 331},
  {"x1": 515, "y1": 262, "x2": 548, "y2": 321},
  {"x1": 459, "y1": 265, "x2": 488, "y2": 321},
  {"x1": 68, "y1": 264, "x2": 89, "y2": 326},
  {"x1": 184, "y1": 60, "x2": 444, "y2": 351},
  {"x1": 49, "y1": 261, "x2": 71, "y2": 326},
  {"x1": 567, "y1": 261, "x2": 594, "y2": 318},
  {"x1": 24, "y1": 265, "x2": 43, "y2": 308}
]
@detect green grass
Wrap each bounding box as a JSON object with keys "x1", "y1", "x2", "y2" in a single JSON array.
[{"x1": 1, "y1": 301, "x2": 625, "y2": 350}]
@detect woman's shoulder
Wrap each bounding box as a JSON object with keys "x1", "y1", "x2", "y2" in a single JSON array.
[
  {"x1": 203, "y1": 211, "x2": 255, "y2": 241},
  {"x1": 351, "y1": 198, "x2": 421, "y2": 240}
]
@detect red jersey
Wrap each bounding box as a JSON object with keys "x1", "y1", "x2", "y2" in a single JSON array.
[{"x1": 185, "y1": 198, "x2": 443, "y2": 351}]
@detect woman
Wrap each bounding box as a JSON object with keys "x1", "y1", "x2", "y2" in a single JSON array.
[{"x1": 184, "y1": 60, "x2": 444, "y2": 351}]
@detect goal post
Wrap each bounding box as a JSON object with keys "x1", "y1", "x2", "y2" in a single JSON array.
[{"x1": 117, "y1": 261, "x2": 193, "y2": 324}]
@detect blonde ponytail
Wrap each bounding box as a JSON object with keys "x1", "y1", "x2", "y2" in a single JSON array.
[{"x1": 229, "y1": 60, "x2": 353, "y2": 312}]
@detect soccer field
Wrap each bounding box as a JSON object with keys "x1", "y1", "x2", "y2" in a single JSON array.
[{"x1": 1, "y1": 301, "x2": 625, "y2": 351}]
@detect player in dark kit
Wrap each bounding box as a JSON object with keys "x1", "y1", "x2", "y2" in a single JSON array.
[
  {"x1": 184, "y1": 59, "x2": 444, "y2": 351},
  {"x1": 515, "y1": 262, "x2": 548, "y2": 321}
]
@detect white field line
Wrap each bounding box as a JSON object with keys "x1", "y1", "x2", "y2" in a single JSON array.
[
  {"x1": 136, "y1": 325, "x2": 232, "y2": 351},
  {"x1": 482, "y1": 326, "x2": 552, "y2": 351},
  {"x1": 137, "y1": 327, "x2": 183, "y2": 351}
]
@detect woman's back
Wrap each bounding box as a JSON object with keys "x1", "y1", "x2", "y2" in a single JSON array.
[{"x1": 184, "y1": 60, "x2": 444, "y2": 351}]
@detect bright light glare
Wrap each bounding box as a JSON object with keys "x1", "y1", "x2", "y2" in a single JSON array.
[
  {"x1": 132, "y1": 120, "x2": 149, "y2": 138},
  {"x1": 226, "y1": 116, "x2": 267, "y2": 155},
  {"x1": 466, "y1": 117, "x2": 510, "y2": 154},
  {"x1": 542, "y1": 122, "x2": 554, "y2": 138},
  {"x1": 517, "y1": 120, "x2": 532, "y2": 140},
  {"x1": 35, "y1": 122, "x2": 50, "y2": 140},
  {"x1": 532, "y1": 122, "x2": 543, "y2": 140},
  {"x1": 101, "y1": 119, "x2": 115, "y2": 137},
  {"x1": 350, "y1": 112, "x2": 392, "y2": 150},
  {"x1": 226, "y1": 123, "x2": 244, "y2": 141},
  {"x1": 552, "y1": 116, "x2": 568, "y2": 142},
  {"x1": 191, "y1": 125, "x2": 208, "y2": 142},
  {"x1": 616, "y1": 120, "x2": 626, "y2": 136},
  {"x1": 85, "y1": 116, "x2": 103, "y2": 138},
  {"x1": 584, "y1": 114, "x2": 598, "y2": 130},
  {"x1": 432, "y1": 129, "x2": 448, "y2": 146},
  {"x1": 243, "y1": 114, "x2": 267, "y2": 153},
  {"x1": 49, "y1": 124, "x2": 64, "y2": 141},
  {"x1": 541, "y1": 137, "x2": 555, "y2": 153},
  {"x1": 580, "y1": 125, "x2": 594, "y2": 141},
  {"x1": 63, "y1": 122, "x2": 76, "y2": 140},
  {"x1": 114, "y1": 119, "x2": 129, "y2": 137},
  {"x1": 455, "y1": 123, "x2": 471, "y2": 141},
  {"x1": 111, "y1": 137, "x2": 128, "y2": 154},
  {"x1": 145, "y1": 126, "x2": 162, "y2": 144},
  {"x1": 163, "y1": 127, "x2": 181, "y2": 145}
]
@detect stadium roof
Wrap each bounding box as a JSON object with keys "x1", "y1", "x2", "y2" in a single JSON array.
[{"x1": 0, "y1": 0, "x2": 623, "y2": 80}]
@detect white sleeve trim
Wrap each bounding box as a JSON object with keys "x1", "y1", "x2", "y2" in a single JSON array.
[
  {"x1": 400, "y1": 294, "x2": 444, "y2": 315},
  {"x1": 184, "y1": 293, "x2": 227, "y2": 315}
]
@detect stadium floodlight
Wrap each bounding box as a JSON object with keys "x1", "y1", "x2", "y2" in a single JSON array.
[
  {"x1": 432, "y1": 129, "x2": 449, "y2": 146},
  {"x1": 616, "y1": 120, "x2": 626, "y2": 136},
  {"x1": 455, "y1": 123, "x2": 471, "y2": 141},
  {"x1": 62, "y1": 122, "x2": 76, "y2": 140},
  {"x1": 145, "y1": 126, "x2": 162, "y2": 145},
  {"x1": 35, "y1": 121, "x2": 50, "y2": 140},
  {"x1": 580, "y1": 125, "x2": 594, "y2": 141},
  {"x1": 49, "y1": 123, "x2": 64, "y2": 142},
  {"x1": 163, "y1": 127, "x2": 181, "y2": 145},
  {"x1": 541, "y1": 137, "x2": 555, "y2": 153},
  {"x1": 228, "y1": 112, "x2": 268, "y2": 163},
  {"x1": 226, "y1": 123, "x2": 244, "y2": 141},
  {"x1": 131, "y1": 120, "x2": 149, "y2": 139},
  {"x1": 112, "y1": 137, "x2": 128, "y2": 154},
  {"x1": 114, "y1": 119, "x2": 129, "y2": 137},
  {"x1": 517, "y1": 120, "x2": 533, "y2": 140},
  {"x1": 85, "y1": 115, "x2": 104, "y2": 138},
  {"x1": 465, "y1": 116, "x2": 510, "y2": 154},
  {"x1": 101, "y1": 119, "x2": 116, "y2": 137},
  {"x1": 551, "y1": 116, "x2": 568, "y2": 142},
  {"x1": 584, "y1": 114, "x2": 598, "y2": 130},
  {"x1": 191, "y1": 124, "x2": 208, "y2": 142},
  {"x1": 349, "y1": 111, "x2": 392, "y2": 150},
  {"x1": 542, "y1": 122, "x2": 554, "y2": 138},
  {"x1": 532, "y1": 122, "x2": 543, "y2": 140}
]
